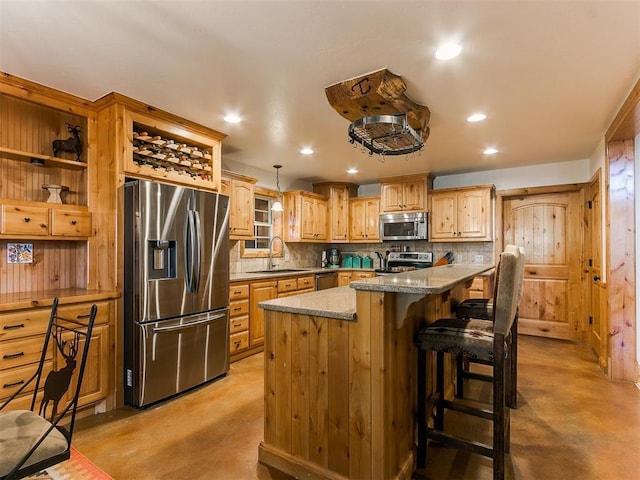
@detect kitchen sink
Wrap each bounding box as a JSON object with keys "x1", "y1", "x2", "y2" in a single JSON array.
[{"x1": 247, "y1": 268, "x2": 310, "y2": 274}]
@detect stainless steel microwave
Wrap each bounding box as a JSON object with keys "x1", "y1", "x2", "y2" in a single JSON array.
[{"x1": 379, "y1": 212, "x2": 428, "y2": 241}]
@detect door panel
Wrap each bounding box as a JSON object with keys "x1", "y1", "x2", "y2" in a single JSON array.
[
  {"x1": 503, "y1": 191, "x2": 582, "y2": 340},
  {"x1": 586, "y1": 174, "x2": 605, "y2": 365}
]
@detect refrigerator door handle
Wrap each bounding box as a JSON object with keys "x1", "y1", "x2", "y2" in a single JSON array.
[
  {"x1": 151, "y1": 313, "x2": 227, "y2": 333},
  {"x1": 183, "y1": 210, "x2": 195, "y2": 293},
  {"x1": 192, "y1": 209, "x2": 202, "y2": 292}
]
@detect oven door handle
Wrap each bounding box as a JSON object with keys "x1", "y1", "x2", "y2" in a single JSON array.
[{"x1": 151, "y1": 313, "x2": 226, "y2": 333}]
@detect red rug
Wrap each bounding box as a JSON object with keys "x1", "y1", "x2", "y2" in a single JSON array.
[{"x1": 28, "y1": 447, "x2": 113, "y2": 480}]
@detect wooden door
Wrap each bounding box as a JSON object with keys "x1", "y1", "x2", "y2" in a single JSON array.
[
  {"x1": 229, "y1": 180, "x2": 254, "y2": 237},
  {"x1": 458, "y1": 189, "x2": 491, "y2": 239},
  {"x1": 401, "y1": 179, "x2": 426, "y2": 211},
  {"x1": 330, "y1": 186, "x2": 350, "y2": 242},
  {"x1": 503, "y1": 191, "x2": 582, "y2": 340},
  {"x1": 314, "y1": 199, "x2": 328, "y2": 241},
  {"x1": 301, "y1": 195, "x2": 316, "y2": 240},
  {"x1": 349, "y1": 198, "x2": 366, "y2": 240},
  {"x1": 585, "y1": 173, "x2": 605, "y2": 364},
  {"x1": 250, "y1": 280, "x2": 277, "y2": 346},
  {"x1": 429, "y1": 191, "x2": 457, "y2": 240},
  {"x1": 380, "y1": 183, "x2": 404, "y2": 212},
  {"x1": 364, "y1": 198, "x2": 380, "y2": 240}
]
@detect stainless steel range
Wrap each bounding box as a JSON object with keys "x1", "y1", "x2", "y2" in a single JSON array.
[{"x1": 374, "y1": 251, "x2": 433, "y2": 275}]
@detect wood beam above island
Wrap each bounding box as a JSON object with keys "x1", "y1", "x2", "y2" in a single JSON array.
[{"x1": 258, "y1": 264, "x2": 492, "y2": 480}]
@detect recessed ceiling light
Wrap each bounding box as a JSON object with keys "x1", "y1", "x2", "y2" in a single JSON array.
[
  {"x1": 435, "y1": 43, "x2": 462, "y2": 60},
  {"x1": 347, "y1": 167, "x2": 358, "y2": 174},
  {"x1": 483, "y1": 147, "x2": 498, "y2": 155},
  {"x1": 467, "y1": 113, "x2": 487, "y2": 123},
  {"x1": 300, "y1": 147, "x2": 314, "y2": 155},
  {"x1": 223, "y1": 113, "x2": 242, "y2": 123}
]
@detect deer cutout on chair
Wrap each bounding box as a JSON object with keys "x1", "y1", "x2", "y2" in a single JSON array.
[{"x1": 40, "y1": 328, "x2": 80, "y2": 422}]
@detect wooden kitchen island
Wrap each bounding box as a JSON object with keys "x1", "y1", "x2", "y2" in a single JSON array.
[{"x1": 258, "y1": 264, "x2": 492, "y2": 480}]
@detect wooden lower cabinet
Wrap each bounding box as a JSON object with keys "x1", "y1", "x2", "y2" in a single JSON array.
[
  {"x1": 338, "y1": 270, "x2": 375, "y2": 286},
  {"x1": 229, "y1": 274, "x2": 318, "y2": 362},
  {"x1": 0, "y1": 297, "x2": 114, "y2": 412},
  {"x1": 250, "y1": 281, "x2": 277, "y2": 347},
  {"x1": 229, "y1": 283, "x2": 250, "y2": 356}
]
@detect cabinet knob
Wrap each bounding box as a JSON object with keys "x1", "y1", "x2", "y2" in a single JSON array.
[
  {"x1": 23, "y1": 217, "x2": 30, "y2": 223},
  {"x1": 593, "y1": 275, "x2": 601, "y2": 282},
  {"x1": 71, "y1": 220, "x2": 77, "y2": 225}
]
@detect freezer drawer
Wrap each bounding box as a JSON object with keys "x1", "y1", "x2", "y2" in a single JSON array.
[{"x1": 125, "y1": 309, "x2": 229, "y2": 407}]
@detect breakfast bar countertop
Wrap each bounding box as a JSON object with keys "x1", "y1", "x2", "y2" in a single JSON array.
[
  {"x1": 349, "y1": 263, "x2": 494, "y2": 294},
  {"x1": 259, "y1": 285, "x2": 356, "y2": 321}
]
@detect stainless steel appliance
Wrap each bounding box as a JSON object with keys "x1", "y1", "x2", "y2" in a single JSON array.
[
  {"x1": 374, "y1": 251, "x2": 433, "y2": 275},
  {"x1": 315, "y1": 271, "x2": 338, "y2": 290},
  {"x1": 123, "y1": 179, "x2": 230, "y2": 407},
  {"x1": 380, "y1": 212, "x2": 428, "y2": 241}
]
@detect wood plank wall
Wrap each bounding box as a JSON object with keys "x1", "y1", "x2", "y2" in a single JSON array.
[
  {"x1": 0, "y1": 240, "x2": 87, "y2": 294},
  {"x1": 0, "y1": 93, "x2": 89, "y2": 294},
  {"x1": 606, "y1": 140, "x2": 636, "y2": 380},
  {"x1": 1, "y1": 94, "x2": 88, "y2": 204},
  {"x1": 262, "y1": 288, "x2": 460, "y2": 479}
]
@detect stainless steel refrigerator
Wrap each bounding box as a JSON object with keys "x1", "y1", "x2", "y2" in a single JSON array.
[{"x1": 123, "y1": 179, "x2": 230, "y2": 407}]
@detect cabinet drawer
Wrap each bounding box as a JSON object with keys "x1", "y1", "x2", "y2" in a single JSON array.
[
  {"x1": 469, "y1": 277, "x2": 484, "y2": 291},
  {"x1": 1, "y1": 336, "x2": 51, "y2": 371},
  {"x1": 297, "y1": 276, "x2": 315, "y2": 290},
  {"x1": 352, "y1": 271, "x2": 375, "y2": 280},
  {"x1": 230, "y1": 299, "x2": 249, "y2": 317},
  {"x1": 230, "y1": 331, "x2": 249, "y2": 353},
  {"x1": 1, "y1": 204, "x2": 48, "y2": 235},
  {"x1": 50, "y1": 209, "x2": 92, "y2": 236},
  {"x1": 0, "y1": 359, "x2": 52, "y2": 400},
  {"x1": 229, "y1": 315, "x2": 248, "y2": 334},
  {"x1": 0, "y1": 308, "x2": 51, "y2": 341},
  {"x1": 58, "y1": 301, "x2": 111, "y2": 326},
  {"x1": 277, "y1": 278, "x2": 297, "y2": 293},
  {"x1": 229, "y1": 284, "x2": 249, "y2": 300}
]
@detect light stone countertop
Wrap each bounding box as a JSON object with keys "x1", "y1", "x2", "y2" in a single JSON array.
[
  {"x1": 258, "y1": 264, "x2": 494, "y2": 320},
  {"x1": 259, "y1": 285, "x2": 357, "y2": 321},
  {"x1": 348, "y1": 264, "x2": 493, "y2": 294},
  {"x1": 230, "y1": 267, "x2": 373, "y2": 283}
]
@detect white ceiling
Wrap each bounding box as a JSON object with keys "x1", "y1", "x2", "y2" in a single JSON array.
[{"x1": 1, "y1": 1, "x2": 639, "y2": 185}]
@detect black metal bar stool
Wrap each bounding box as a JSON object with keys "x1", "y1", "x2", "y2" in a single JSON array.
[{"x1": 415, "y1": 246, "x2": 524, "y2": 480}]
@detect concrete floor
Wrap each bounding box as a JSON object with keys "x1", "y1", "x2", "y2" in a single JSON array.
[{"x1": 74, "y1": 335, "x2": 640, "y2": 479}]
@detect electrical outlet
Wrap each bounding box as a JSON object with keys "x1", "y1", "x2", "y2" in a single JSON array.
[
  {"x1": 474, "y1": 254, "x2": 484, "y2": 264},
  {"x1": 456, "y1": 254, "x2": 463, "y2": 263},
  {"x1": 285, "y1": 252, "x2": 290, "y2": 262}
]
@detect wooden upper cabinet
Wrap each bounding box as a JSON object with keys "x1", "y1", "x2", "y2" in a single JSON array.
[
  {"x1": 222, "y1": 171, "x2": 257, "y2": 239},
  {"x1": 94, "y1": 92, "x2": 225, "y2": 192},
  {"x1": 312, "y1": 182, "x2": 358, "y2": 243},
  {"x1": 429, "y1": 185, "x2": 494, "y2": 242},
  {"x1": 350, "y1": 196, "x2": 380, "y2": 242},
  {"x1": 379, "y1": 174, "x2": 431, "y2": 213},
  {"x1": 284, "y1": 191, "x2": 328, "y2": 242}
]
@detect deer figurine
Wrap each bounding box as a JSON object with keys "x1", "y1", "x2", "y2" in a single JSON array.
[
  {"x1": 52, "y1": 123, "x2": 82, "y2": 162},
  {"x1": 39, "y1": 329, "x2": 80, "y2": 422}
]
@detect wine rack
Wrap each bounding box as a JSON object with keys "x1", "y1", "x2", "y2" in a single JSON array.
[{"x1": 132, "y1": 125, "x2": 214, "y2": 182}]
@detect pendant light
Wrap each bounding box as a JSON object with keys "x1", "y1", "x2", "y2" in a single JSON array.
[{"x1": 271, "y1": 164, "x2": 284, "y2": 212}]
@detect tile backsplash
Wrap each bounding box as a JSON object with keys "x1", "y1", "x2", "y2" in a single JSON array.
[{"x1": 229, "y1": 239, "x2": 494, "y2": 273}]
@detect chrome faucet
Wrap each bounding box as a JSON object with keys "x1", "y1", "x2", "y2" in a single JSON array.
[{"x1": 268, "y1": 235, "x2": 284, "y2": 271}]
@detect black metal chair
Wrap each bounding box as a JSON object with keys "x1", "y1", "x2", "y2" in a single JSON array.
[
  {"x1": 454, "y1": 245, "x2": 525, "y2": 408},
  {"x1": 0, "y1": 298, "x2": 98, "y2": 480},
  {"x1": 415, "y1": 246, "x2": 524, "y2": 480}
]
